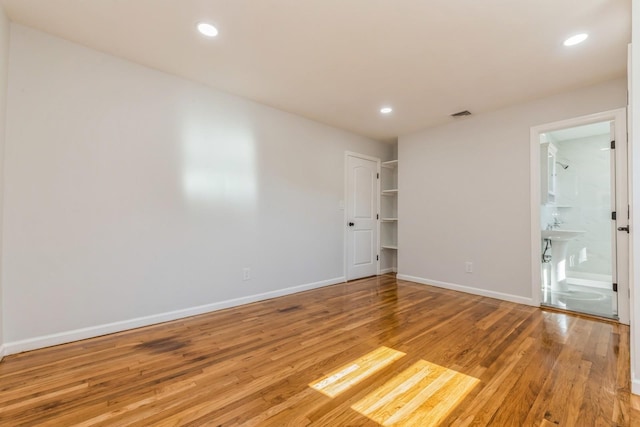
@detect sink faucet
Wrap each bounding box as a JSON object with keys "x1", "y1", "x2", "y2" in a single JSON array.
[{"x1": 547, "y1": 217, "x2": 562, "y2": 229}]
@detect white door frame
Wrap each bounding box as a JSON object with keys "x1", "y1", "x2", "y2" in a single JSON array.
[
  {"x1": 529, "y1": 108, "x2": 629, "y2": 324},
  {"x1": 344, "y1": 151, "x2": 381, "y2": 280}
]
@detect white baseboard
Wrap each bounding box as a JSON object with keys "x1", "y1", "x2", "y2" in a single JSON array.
[
  {"x1": 380, "y1": 267, "x2": 397, "y2": 274},
  {"x1": 0, "y1": 344, "x2": 5, "y2": 361},
  {"x1": 633, "y1": 378, "x2": 640, "y2": 395},
  {"x1": 396, "y1": 274, "x2": 535, "y2": 306},
  {"x1": 3, "y1": 276, "x2": 346, "y2": 356}
]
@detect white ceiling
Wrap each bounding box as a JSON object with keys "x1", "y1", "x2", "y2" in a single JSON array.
[{"x1": 0, "y1": 0, "x2": 630, "y2": 142}]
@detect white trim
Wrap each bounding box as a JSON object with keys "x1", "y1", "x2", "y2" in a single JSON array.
[
  {"x1": 3, "y1": 276, "x2": 345, "y2": 356},
  {"x1": 530, "y1": 124, "x2": 542, "y2": 307},
  {"x1": 531, "y1": 109, "x2": 627, "y2": 134},
  {"x1": 629, "y1": 39, "x2": 638, "y2": 396},
  {"x1": 397, "y1": 274, "x2": 535, "y2": 306},
  {"x1": 377, "y1": 160, "x2": 381, "y2": 275},
  {"x1": 380, "y1": 267, "x2": 397, "y2": 274},
  {"x1": 529, "y1": 108, "x2": 630, "y2": 324},
  {"x1": 344, "y1": 151, "x2": 381, "y2": 163},
  {"x1": 0, "y1": 344, "x2": 5, "y2": 361},
  {"x1": 343, "y1": 153, "x2": 348, "y2": 281}
]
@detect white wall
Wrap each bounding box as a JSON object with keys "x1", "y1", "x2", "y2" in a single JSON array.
[
  {"x1": 398, "y1": 78, "x2": 627, "y2": 304},
  {"x1": 630, "y1": 0, "x2": 640, "y2": 396},
  {"x1": 2, "y1": 24, "x2": 392, "y2": 352},
  {"x1": 0, "y1": 6, "x2": 9, "y2": 360}
]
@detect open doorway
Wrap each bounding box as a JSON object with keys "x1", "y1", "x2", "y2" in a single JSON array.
[{"x1": 530, "y1": 109, "x2": 629, "y2": 323}]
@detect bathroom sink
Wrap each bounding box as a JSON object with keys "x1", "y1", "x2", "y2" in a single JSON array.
[{"x1": 541, "y1": 229, "x2": 586, "y2": 241}]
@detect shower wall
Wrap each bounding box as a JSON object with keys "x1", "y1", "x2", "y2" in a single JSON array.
[{"x1": 554, "y1": 133, "x2": 612, "y2": 281}]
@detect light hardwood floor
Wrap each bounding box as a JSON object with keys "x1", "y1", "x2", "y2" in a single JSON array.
[{"x1": 0, "y1": 274, "x2": 637, "y2": 426}]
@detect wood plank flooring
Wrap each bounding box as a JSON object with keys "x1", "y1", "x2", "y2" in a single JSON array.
[{"x1": 0, "y1": 274, "x2": 637, "y2": 426}]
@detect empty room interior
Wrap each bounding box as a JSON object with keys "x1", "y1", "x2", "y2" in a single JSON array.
[{"x1": 2, "y1": 0, "x2": 640, "y2": 425}]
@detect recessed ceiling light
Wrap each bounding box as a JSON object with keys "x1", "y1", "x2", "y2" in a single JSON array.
[
  {"x1": 380, "y1": 107, "x2": 393, "y2": 114},
  {"x1": 197, "y1": 22, "x2": 219, "y2": 38},
  {"x1": 563, "y1": 33, "x2": 588, "y2": 47}
]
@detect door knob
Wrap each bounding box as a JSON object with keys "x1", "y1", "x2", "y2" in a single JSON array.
[
  {"x1": 348, "y1": 222, "x2": 355, "y2": 227},
  {"x1": 618, "y1": 226, "x2": 630, "y2": 233}
]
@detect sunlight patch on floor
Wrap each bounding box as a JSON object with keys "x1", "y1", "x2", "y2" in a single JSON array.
[
  {"x1": 351, "y1": 359, "x2": 479, "y2": 426},
  {"x1": 309, "y1": 346, "x2": 405, "y2": 398}
]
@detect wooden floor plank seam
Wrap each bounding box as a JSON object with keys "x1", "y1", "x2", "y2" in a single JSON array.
[{"x1": 0, "y1": 274, "x2": 638, "y2": 426}]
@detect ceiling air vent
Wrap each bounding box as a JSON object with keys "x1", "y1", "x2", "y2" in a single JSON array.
[{"x1": 451, "y1": 110, "x2": 471, "y2": 117}]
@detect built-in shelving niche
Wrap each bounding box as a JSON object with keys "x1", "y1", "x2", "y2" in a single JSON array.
[{"x1": 380, "y1": 160, "x2": 398, "y2": 273}]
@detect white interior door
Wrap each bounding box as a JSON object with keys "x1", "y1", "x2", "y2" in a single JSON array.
[
  {"x1": 610, "y1": 121, "x2": 620, "y2": 317},
  {"x1": 346, "y1": 154, "x2": 379, "y2": 280},
  {"x1": 612, "y1": 118, "x2": 630, "y2": 324}
]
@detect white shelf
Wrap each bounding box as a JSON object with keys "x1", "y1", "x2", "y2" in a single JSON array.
[
  {"x1": 382, "y1": 160, "x2": 398, "y2": 169},
  {"x1": 379, "y1": 159, "x2": 398, "y2": 271}
]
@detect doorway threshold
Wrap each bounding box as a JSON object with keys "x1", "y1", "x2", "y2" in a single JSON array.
[{"x1": 540, "y1": 304, "x2": 619, "y2": 324}]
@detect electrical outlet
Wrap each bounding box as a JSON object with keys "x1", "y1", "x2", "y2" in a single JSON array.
[
  {"x1": 243, "y1": 268, "x2": 251, "y2": 281},
  {"x1": 465, "y1": 262, "x2": 473, "y2": 273}
]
